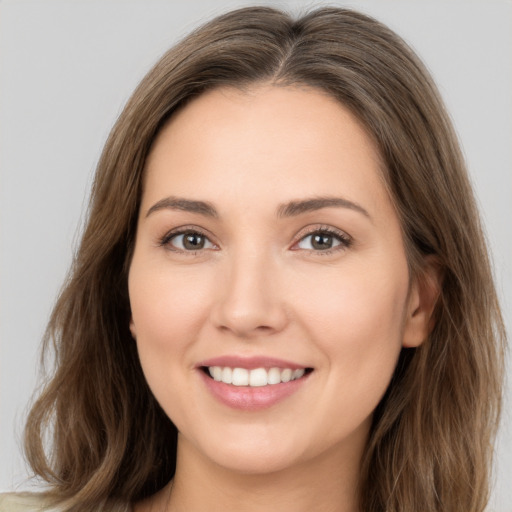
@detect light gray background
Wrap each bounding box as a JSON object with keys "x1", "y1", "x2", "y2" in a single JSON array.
[{"x1": 1, "y1": 0, "x2": 511, "y2": 509}]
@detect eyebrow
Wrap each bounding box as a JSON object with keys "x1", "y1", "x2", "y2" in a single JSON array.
[
  {"x1": 146, "y1": 195, "x2": 370, "y2": 220},
  {"x1": 276, "y1": 196, "x2": 371, "y2": 220},
  {"x1": 146, "y1": 197, "x2": 218, "y2": 218}
]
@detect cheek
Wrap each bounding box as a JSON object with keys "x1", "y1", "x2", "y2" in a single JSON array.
[
  {"x1": 128, "y1": 261, "x2": 214, "y2": 402},
  {"x1": 129, "y1": 263, "x2": 212, "y2": 345},
  {"x1": 294, "y1": 256, "x2": 409, "y2": 408},
  {"x1": 298, "y1": 259, "x2": 408, "y2": 340},
  {"x1": 128, "y1": 262, "x2": 221, "y2": 435}
]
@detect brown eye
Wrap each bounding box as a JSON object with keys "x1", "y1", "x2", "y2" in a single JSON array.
[
  {"x1": 166, "y1": 231, "x2": 214, "y2": 251},
  {"x1": 183, "y1": 233, "x2": 206, "y2": 250},
  {"x1": 311, "y1": 233, "x2": 335, "y2": 250},
  {"x1": 296, "y1": 229, "x2": 350, "y2": 252}
]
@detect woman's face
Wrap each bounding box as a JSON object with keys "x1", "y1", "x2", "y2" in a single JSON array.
[{"x1": 129, "y1": 85, "x2": 425, "y2": 475}]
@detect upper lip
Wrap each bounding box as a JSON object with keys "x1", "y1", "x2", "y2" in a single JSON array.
[{"x1": 197, "y1": 355, "x2": 309, "y2": 370}]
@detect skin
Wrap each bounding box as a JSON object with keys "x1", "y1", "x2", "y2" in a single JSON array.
[{"x1": 129, "y1": 85, "x2": 437, "y2": 512}]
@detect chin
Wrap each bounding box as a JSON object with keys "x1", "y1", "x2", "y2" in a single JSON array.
[
  {"x1": 208, "y1": 446, "x2": 303, "y2": 475},
  {"x1": 181, "y1": 425, "x2": 310, "y2": 475}
]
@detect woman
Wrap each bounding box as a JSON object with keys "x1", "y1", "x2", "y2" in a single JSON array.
[{"x1": 0, "y1": 6, "x2": 505, "y2": 512}]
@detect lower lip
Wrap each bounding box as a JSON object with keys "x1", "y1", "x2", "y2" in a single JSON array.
[{"x1": 199, "y1": 370, "x2": 310, "y2": 411}]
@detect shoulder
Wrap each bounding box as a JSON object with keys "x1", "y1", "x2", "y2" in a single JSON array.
[{"x1": 0, "y1": 493, "x2": 59, "y2": 512}]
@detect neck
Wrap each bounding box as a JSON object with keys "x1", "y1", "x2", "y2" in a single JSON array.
[{"x1": 150, "y1": 432, "x2": 364, "y2": 512}]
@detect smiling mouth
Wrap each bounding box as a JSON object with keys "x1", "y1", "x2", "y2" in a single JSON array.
[{"x1": 202, "y1": 366, "x2": 314, "y2": 387}]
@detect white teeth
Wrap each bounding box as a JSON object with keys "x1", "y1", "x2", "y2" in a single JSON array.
[
  {"x1": 293, "y1": 368, "x2": 305, "y2": 380},
  {"x1": 267, "y1": 367, "x2": 281, "y2": 385},
  {"x1": 221, "y1": 367, "x2": 232, "y2": 384},
  {"x1": 207, "y1": 366, "x2": 308, "y2": 386},
  {"x1": 249, "y1": 368, "x2": 268, "y2": 387},
  {"x1": 210, "y1": 366, "x2": 222, "y2": 381},
  {"x1": 232, "y1": 368, "x2": 249, "y2": 386},
  {"x1": 281, "y1": 368, "x2": 292, "y2": 383}
]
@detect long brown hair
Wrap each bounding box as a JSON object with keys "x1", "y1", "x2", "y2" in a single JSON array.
[{"x1": 24, "y1": 6, "x2": 505, "y2": 512}]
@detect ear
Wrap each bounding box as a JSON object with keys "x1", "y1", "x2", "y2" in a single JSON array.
[
  {"x1": 402, "y1": 256, "x2": 443, "y2": 348},
  {"x1": 129, "y1": 318, "x2": 137, "y2": 339}
]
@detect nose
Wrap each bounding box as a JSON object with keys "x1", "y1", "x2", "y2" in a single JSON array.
[{"x1": 211, "y1": 249, "x2": 289, "y2": 339}]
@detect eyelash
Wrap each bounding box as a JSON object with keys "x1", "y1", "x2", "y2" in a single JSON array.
[
  {"x1": 292, "y1": 225, "x2": 353, "y2": 255},
  {"x1": 158, "y1": 225, "x2": 352, "y2": 256},
  {"x1": 158, "y1": 226, "x2": 215, "y2": 255}
]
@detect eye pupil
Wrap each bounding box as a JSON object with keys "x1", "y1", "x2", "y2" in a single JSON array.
[
  {"x1": 312, "y1": 233, "x2": 333, "y2": 250},
  {"x1": 183, "y1": 233, "x2": 205, "y2": 250}
]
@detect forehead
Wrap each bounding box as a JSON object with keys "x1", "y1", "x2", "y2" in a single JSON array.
[
  {"x1": 142, "y1": 85, "x2": 389, "y2": 218},
  {"x1": 148, "y1": 84, "x2": 381, "y2": 165}
]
